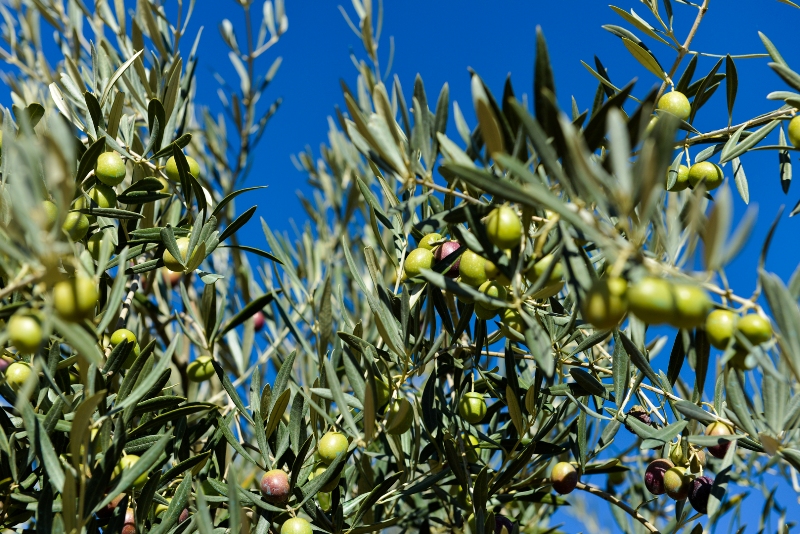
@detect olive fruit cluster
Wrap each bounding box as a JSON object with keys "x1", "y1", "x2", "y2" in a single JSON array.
[
  {"x1": 666, "y1": 161, "x2": 724, "y2": 192},
  {"x1": 644, "y1": 458, "x2": 716, "y2": 514},
  {"x1": 705, "y1": 310, "x2": 772, "y2": 369}
]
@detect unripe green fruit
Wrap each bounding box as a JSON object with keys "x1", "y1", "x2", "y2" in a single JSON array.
[
  {"x1": 8, "y1": 315, "x2": 43, "y2": 354},
  {"x1": 281, "y1": 517, "x2": 313, "y2": 534},
  {"x1": 789, "y1": 116, "x2": 800, "y2": 148},
  {"x1": 385, "y1": 398, "x2": 413, "y2": 435},
  {"x1": 473, "y1": 303, "x2": 497, "y2": 320},
  {"x1": 95, "y1": 152, "x2": 127, "y2": 186},
  {"x1": 550, "y1": 462, "x2": 579, "y2": 495},
  {"x1": 375, "y1": 378, "x2": 390, "y2": 407},
  {"x1": 111, "y1": 329, "x2": 139, "y2": 368},
  {"x1": 458, "y1": 392, "x2": 487, "y2": 425},
  {"x1": 663, "y1": 466, "x2": 690, "y2": 500},
  {"x1": 187, "y1": 355, "x2": 215, "y2": 382},
  {"x1": 317, "y1": 491, "x2": 332, "y2": 511},
  {"x1": 460, "y1": 432, "x2": 480, "y2": 463},
  {"x1": 484, "y1": 259, "x2": 511, "y2": 285},
  {"x1": 705, "y1": 421, "x2": 734, "y2": 459},
  {"x1": 404, "y1": 248, "x2": 434, "y2": 278},
  {"x1": 86, "y1": 233, "x2": 104, "y2": 260},
  {"x1": 501, "y1": 309, "x2": 523, "y2": 332},
  {"x1": 163, "y1": 237, "x2": 191, "y2": 272},
  {"x1": 529, "y1": 254, "x2": 563, "y2": 285},
  {"x1": 88, "y1": 183, "x2": 117, "y2": 209},
  {"x1": 670, "y1": 284, "x2": 711, "y2": 329},
  {"x1": 705, "y1": 310, "x2": 736, "y2": 349},
  {"x1": 688, "y1": 161, "x2": 723, "y2": 190},
  {"x1": 114, "y1": 455, "x2": 149, "y2": 489},
  {"x1": 607, "y1": 470, "x2": 626, "y2": 486},
  {"x1": 669, "y1": 441, "x2": 688, "y2": 467},
  {"x1": 458, "y1": 250, "x2": 487, "y2": 287},
  {"x1": 318, "y1": 432, "x2": 348, "y2": 464},
  {"x1": 260, "y1": 469, "x2": 290, "y2": 503},
  {"x1": 418, "y1": 233, "x2": 442, "y2": 250},
  {"x1": 308, "y1": 465, "x2": 339, "y2": 492},
  {"x1": 484, "y1": 206, "x2": 523, "y2": 250},
  {"x1": 449, "y1": 484, "x2": 472, "y2": 509},
  {"x1": 582, "y1": 277, "x2": 628, "y2": 330},
  {"x1": 165, "y1": 155, "x2": 201, "y2": 182},
  {"x1": 478, "y1": 280, "x2": 506, "y2": 310},
  {"x1": 42, "y1": 200, "x2": 58, "y2": 230},
  {"x1": 736, "y1": 313, "x2": 772, "y2": 345},
  {"x1": 54, "y1": 276, "x2": 98, "y2": 322},
  {"x1": 667, "y1": 164, "x2": 690, "y2": 192},
  {"x1": 154, "y1": 497, "x2": 171, "y2": 516},
  {"x1": 657, "y1": 91, "x2": 691, "y2": 122},
  {"x1": 5, "y1": 361, "x2": 33, "y2": 392},
  {"x1": 628, "y1": 277, "x2": 674, "y2": 325},
  {"x1": 62, "y1": 212, "x2": 89, "y2": 241}
]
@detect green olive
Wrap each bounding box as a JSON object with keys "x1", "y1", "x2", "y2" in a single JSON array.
[
  {"x1": 670, "y1": 284, "x2": 711, "y2": 329},
  {"x1": 550, "y1": 461, "x2": 579, "y2": 495},
  {"x1": 705, "y1": 309, "x2": 736, "y2": 349},
  {"x1": 736, "y1": 314, "x2": 772, "y2": 345},
  {"x1": 42, "y1": 200, "x2": 58, "y2": 230},
  {"x1": 113, "y1": 455, "x2": 149, "y2": 489},
  {"x1": 318, "y1": 431, "x2": 348, "y2": 463},
  {"x1": 458, "y1": 392, "x2": 487, "y2": 425},
  {"x1": 688, "y1": 161, "x2": 723, "y2": 190},
  {"x1": 528, "y1": 254, "x2": 563, "y2": 285},
  {"x1": 418, "y1": 233, "x2": 442, "y2": 250},
  {"x1": 95, "y1": 152, "x2": 127, "y2": 186},
  {"x1": 308, "y1": 464, "x2": 339, "y2": 492},
  {"x1": 789, "y1": 116, "x2": 800, "y2": 148},
  {"x1": 458, "y1": 250, "x2": 487, "y2": 287},
  {"x1": 404, "y1": 248, "x2": 434, "y2": 278},
  {"x1": 473, "y1": 302, "x2": 497, "y2": 320},
  {"x1": 111, "y1": 329, "x2": 140, "y2": 368},
  {"x1": 88, "y1": 183, "x2": 117, "y2": 209},
  {"x1": 582, "y1": 277, "x2": 628, "y2": 330},
  {"x1": 280, "y1": 517, "x2": 313, "y2": 534},
  {"x1": 627, "y1": 277, "x2": 673, "y2": 325},
  {"x1": 667, "y1": 165, "x2": 690, "y2": 192},
  {"x1": 460, "y1": 432, "x2": 480, "y2": 463},
  {"x1": 385, "y1": 398, "x2": 413, "y2": 435},
  {"x1": 53, "y1": 276, "x2": 98, "y2": 322},
  {"x1": 484, "y1": 258, "x2": 511, "y2": 285},
  {"x1": 165, "y1": 155, "x2": 201, "y2": 182},
  {"x1": 8, "y1": 314, "x2": 43, "y2": 354},
  {"x1": 656, "y1": 91, "x2": 691, "y2": 122},
  {"x1": 501, "y1": 309, "x2": 524, "y2": 333},
  {"x1": 163, "y1": 237, "x2": 191, "y2": 273},
  {"x1": 484, "y1": 206, "x2": 523, "y2": 250},
  {"x1": 5, "y1": 361, "x2": 33, "y2": 392},
  {"x1": 62, "y1": 212, "x2": 89, "y2": 241},
  {"x1": 663, "y1": 466, "x2": 690, "y2": 500},
  {"x1": 477, "y1": 280, "x2": 506, "y2": 310},
  {"x1": 187, "y1": 355, "x2": 215, "y2": 382}
]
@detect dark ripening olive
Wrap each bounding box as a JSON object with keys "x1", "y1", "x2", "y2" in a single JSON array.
[
  {"x1": 458, "y1": 250, "x2": 487, "y2": 287},
  {"x1": 494, "y1": 514, "x2": 515, "y2": 534},
  {"x1": 484, "y1": 206, "x2": 523, "y2": 250},
  {"x1": 418, "y1": 232, "x2": 442, "y2": 250},
  {"x1": 667, "y1": 164, "x2": 690, "y2": 192},
  {"x1": 280, "y1": 517, "x2": 313, "y2": 534},
  {"x1": 434, "y1": 241, "x2": 461, "y2": 278},
  {"x1": 95, "y1": 152, "x2": 127, "y2": 186},
  {"x1": 165, "y1": 155, "x2": 201, "y2": 182},
  {"x1": 657, "y1": 91, "x2": 691, "y2": 122},
  {"x1": 688, "y1": 161, "x2": 723, "y2": 190},
  {"x1": 187, "y1": 356, "x2": 215, "y2": 382},
  {"x1": 8, "y1": 314, "x2": 43, "y2": 354},
  {"x1": 789, "y1": 116, "x2": 800, "y2": 149},
  {"x1": 318, "y1": 432, "x2": 348, "y2": 464},
  {"x1": 663, "y1": 466, "x2": 690, "y2": 500},
  {"x1": 260, "y1": 469, "x2": 290, "y2": 503},
  {"x1": 5, "y1": 361, "x2": 33, "y2": 392},
  {"x1": 458, "y1": 392, "x2": 487, "y2": 425},
  {"x1": 688, "y1": 475, "x2": 714, "y2": 514},
  {"x1": 385, "y1": 398, "x2": 414, "y2": 435},
  {"x1": 736, "y1": 313, "x2": 772, "y2": 345},
  {"x1": 550, "y1": 462, "x2": 579, "y2": 495},
  {"x1": 179, "y1": 508, "x2": 190, "y2": 523},
  {"x1": 669, "y1": 284, "x2": 711, "y2": 329},
  {"x1": 581, "y1": 277, "x2": 628, "y2": 330},
  {"x1": 54, "y1": 276, "x2": 99, "y2": 322},
  {"x1": 705, "y1": 421, "x2": 734, "y2": 459},
  {"x1": 644, "y1": 458, "x2": 674, "y2": 495},
  {"x1": 253, "y1": 311, "x2": 265, "y2": 332},
  {"x1": 404, "y1": 248, "x2": 434, "y2": 278},
  {"x1": 121, "y1": 508, "x2": 136, "y2": 534},
  {"x1": 163, "y1": 237, "x2": 191, "y2": 273},
  {"x1": 627, "y1": 277, "x2": 674, "y2": 325},
  {"x1": 705, "y1": 309, "x2": 736, "y2": 349}
]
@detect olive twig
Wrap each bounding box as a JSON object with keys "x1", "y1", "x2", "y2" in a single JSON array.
[{"x1": 576, "y1": 481, "x2": 662, "y2": 533}]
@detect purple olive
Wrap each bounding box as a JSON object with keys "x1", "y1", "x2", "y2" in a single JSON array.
[
  {"x1": 434, "y1": 241, "x2": 462, "y2": 278},
  {"x1": 688, "y1": 476, "x2": 713, "y2": 514},
  {"x1": 260, "y1": 469, "x2": 290, "y2": 503},
  {"x1": 179, "y1": 508, "x2": 190, "y2": 523},
  {"x1": 644, "y1": 458, "x2": 674, "y2": 496},
  {"x1": 494, "y1": 514, "x2": 515, "y2": 533}
]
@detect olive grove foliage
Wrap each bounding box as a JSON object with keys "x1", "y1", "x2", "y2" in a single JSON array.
[{"x1": 0, "y1": 0, "x2": 799, "y2": 533}]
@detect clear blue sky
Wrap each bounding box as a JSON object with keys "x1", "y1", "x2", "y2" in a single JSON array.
[{"x1": 189, "y1": 1, "x2": 800, "y2": 529}]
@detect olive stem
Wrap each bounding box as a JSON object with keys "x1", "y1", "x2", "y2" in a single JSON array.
[
  {"x1": 658, "y1": 0, "x2": 710, "y2": 101},
  {"x1": 575, "y1": 481, "x2": 661, "y2": 533}
]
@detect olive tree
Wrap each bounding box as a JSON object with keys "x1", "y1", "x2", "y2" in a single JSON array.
[{"x1": 0, "y1": 0, "x2": 799, "y2": 533}]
